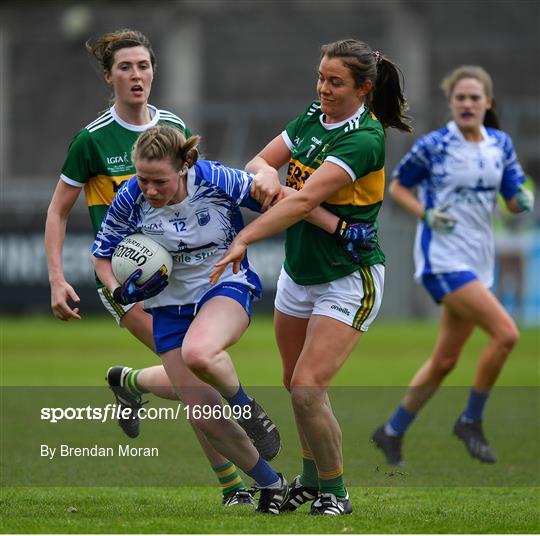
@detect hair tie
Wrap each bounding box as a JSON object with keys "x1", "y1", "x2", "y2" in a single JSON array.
[{"x1": 373, "y1": 50, "x2": 382, "y2": 65}]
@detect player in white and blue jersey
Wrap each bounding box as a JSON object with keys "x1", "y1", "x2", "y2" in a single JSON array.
[
  {"x1": 44, "y1": 29, "x2": 258, "y2": 506},
  {"x1": 92, "y1": 124, "x2": 289, "y2": 513},
  {"x1": 93, "y1": 161, "x2": 263, "y2": 310},
  {"x1": 372, "y1": 66, "x2": 534, "y2": 465},
  {"x1": 397, "y1": 118, "x2": 526, "y2": 291}
]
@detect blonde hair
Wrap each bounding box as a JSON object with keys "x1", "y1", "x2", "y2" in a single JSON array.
[
  {"x1": 440, "y1": 65, "x2": 499, "y2": 129},
  {"x1": 132, "y1": 125, "x2": 200, "y2": 171},
  {"x1": 440, "y1": 65, "x2": 494, "y2": 100},
  {"x1": 85, "y1": 28, "x2": 156, "y2": 73}
]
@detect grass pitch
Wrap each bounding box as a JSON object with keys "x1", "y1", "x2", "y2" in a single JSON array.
[
  {"x1": 1, "y1": 315, "x2": 539, "y2": 533},
  {"x1": 2, "y1": 486, "x2": 538, "y2": 534}
]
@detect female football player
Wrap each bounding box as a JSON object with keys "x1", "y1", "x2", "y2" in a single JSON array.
[
  {"x1": 91, "y1": 124, "x2": 294, "y2": 513},
  {"x1": 371, "y1": 65, "x2": 534, "y2": 466},
  {"x1": 44, "y1": 28, "x2": 257, "y2": 505},
  {"x1": 211, "y1": 39, "x2": 412, "y2": 515}
]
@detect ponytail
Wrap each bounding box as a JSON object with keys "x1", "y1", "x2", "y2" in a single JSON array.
[
  {"x1": 371, "y1": 56, "x2": 412, "y2": 132},
  {"x1": 483, "y1": 99, "x2": 500, "y2": 129},
  {"x1": 132, "y1": 125, "x2": 201, "y2": 171},
  {"x1": 179, "y1": 136, "x2": 200, "y2": 169}
]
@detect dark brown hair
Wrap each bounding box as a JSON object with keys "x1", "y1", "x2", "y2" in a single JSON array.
[
  {"x1": 321, "y1": 39, "x2": 412, "y2": 132},
  {"x1": 85, "y1": 28, "x2": 156, "y2": 73}
]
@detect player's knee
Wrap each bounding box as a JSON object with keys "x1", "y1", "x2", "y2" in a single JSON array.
[
  {"x1": 290, "y1": 387, "x2": 315, "y2": 415},
  {"x1": 182, "y1": 342, "x2": 214, "y2": 375},
  {"x1": 493, "y1": 323, "x2": 519, "y2": 355},
  {"x1": 290, "y1": 368, "x2": 330, "y2": 389},
  {"x1": 289, "y1": 384, "x2": 326, "y2": 415}
]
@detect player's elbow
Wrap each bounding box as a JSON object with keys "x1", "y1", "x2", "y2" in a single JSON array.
[
  {"x1": 91, "y1": 255, "x2": 110, "y2": 273},
  {"x1": 91, "y1": 254, "x2": 102, "y2": 268}
]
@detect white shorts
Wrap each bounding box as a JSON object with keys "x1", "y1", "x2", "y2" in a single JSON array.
[
  {"x1": 274, "y1": 264, "x2": 385, "y2": 331},
  {"x1": 97, "y1": 287, "x2": 135, "y2": 325}
]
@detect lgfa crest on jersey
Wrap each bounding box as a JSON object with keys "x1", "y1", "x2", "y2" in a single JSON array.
[{"x1": 196, "y1": 208, "x2": 210, "y2": 226}]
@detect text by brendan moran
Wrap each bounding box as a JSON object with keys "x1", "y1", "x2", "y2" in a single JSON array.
[{"x1": 40, "y1": 444, "x2": 159, "y2": 459}]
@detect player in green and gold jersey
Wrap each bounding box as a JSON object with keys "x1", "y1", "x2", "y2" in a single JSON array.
[
  {"x1": 213, "y1": 39, "x2": 412, "y2": 515},
  {"x1": 282, "y1": 99, "x2": 386, "y2": 286},
  {"x1": 44, "y1": 29, "x2": 255, "y2": 506},
  {"x1": 60, "y1": 103, "x2": 191, "y2": 237}
]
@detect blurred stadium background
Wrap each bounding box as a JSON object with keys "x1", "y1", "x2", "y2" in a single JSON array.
[{"x1": 1, "y1": 0, "x2": 539, "y2": 324}]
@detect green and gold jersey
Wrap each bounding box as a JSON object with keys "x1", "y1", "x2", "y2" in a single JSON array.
[
  {"x1": 60, "y1": 104, "x2": 192, "y2": 236},
  {"x1": 282, "y1": 100, "x2": 386, "y2": 285}
]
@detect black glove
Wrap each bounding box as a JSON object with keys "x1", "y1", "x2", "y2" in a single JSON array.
[
  {"x1": 113, "y1": 268, "x2": 169, "y2": 305},
  {"x1": 334, "y1": 218, "x2": 376, "y2": 263}
]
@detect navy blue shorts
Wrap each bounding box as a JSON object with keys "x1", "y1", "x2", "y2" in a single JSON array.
[
  {"x1": 151, "y1": 283, "x2": 254, "y2": 354},
  {"x1": 421, "y1": 271, "x2": 477, "y2": 304}
]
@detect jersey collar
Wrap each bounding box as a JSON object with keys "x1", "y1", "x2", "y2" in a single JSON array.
[
  {"x1": 319, "y1": 104, "x2": 365, "y2": 130},
  {"x1": 110, "y1": 104, "x2": 160, "y2": 132},
  {"x1": 447, "y1": 120, "x2": 489, "y2": 146}
]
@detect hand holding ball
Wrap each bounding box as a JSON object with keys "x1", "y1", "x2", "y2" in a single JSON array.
[{"x1": 111, "y1": 234, "x2": 172, "y2": 304}]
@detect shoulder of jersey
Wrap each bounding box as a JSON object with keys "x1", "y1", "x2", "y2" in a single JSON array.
[
  {"x1": 194, "y1": 159, "x2": 210, "y2": 174},
  {"x1": 485, "y1": 126, "x2": 508, "y2": 145},
  {"x1": 191, "y1": 160, "x2": 223, "y2": 187},
  {"x1": 119, "y1": 176, "x2": 144, "y2": 201},
  {"x1": 83, "y1": 110, "x2": 115, "y2": 134},
  {"x1": 305, "y1": 100, "x2": 322, "y2": 117},
  {"x1": 344, "y1": 111, "x2": 371, "y2": 133},
  {"x1": 157, "y1": 109, "x2": 187, "y2": 129},
  {"x1": 342, "y1": 109, "x2": 384, "y2": 135},
  {"x1": 419, "y1": 125, "x2": 452, "y2": 147}
]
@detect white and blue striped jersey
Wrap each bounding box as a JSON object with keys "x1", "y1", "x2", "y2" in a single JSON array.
[
  {"x1": 393, "y1": 121, "x2": 525, "y2": 287},
  {"x1": 92, "y1": 160, "x2": 262, "y2": 308}
]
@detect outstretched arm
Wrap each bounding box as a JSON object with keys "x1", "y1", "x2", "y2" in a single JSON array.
[
  {"x1": 275, "y1": 185, "x2": 337, "y2": 233},
  {"x1": 211, "y1": 161, "x2": 352, "y2": 284},
  {"x1": 247, "y1": 134, "x2": 340, "y2": 233}
]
